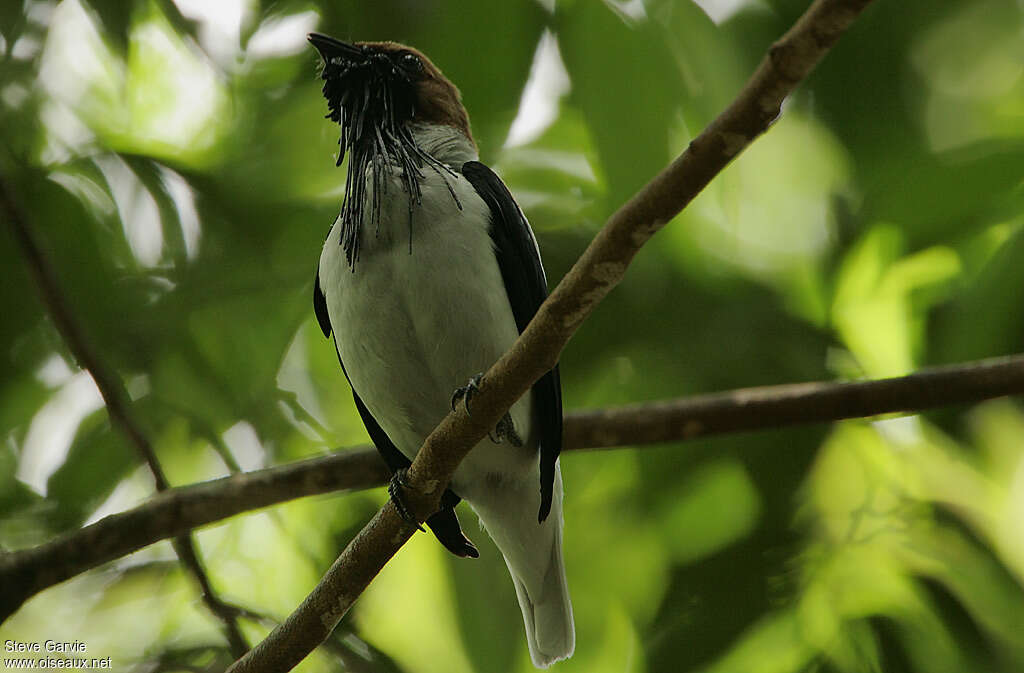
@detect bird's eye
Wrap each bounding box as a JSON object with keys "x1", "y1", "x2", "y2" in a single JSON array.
[{"x1": 399, "y1": 52, "x2": 424, "y2": 73}]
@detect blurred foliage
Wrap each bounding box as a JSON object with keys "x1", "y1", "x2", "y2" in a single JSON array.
[{"x1": 2, "y1": 0, "x2": 1024, "y2": 671}]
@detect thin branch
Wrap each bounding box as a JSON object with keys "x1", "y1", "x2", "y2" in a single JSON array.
[
  {"x1": 0, "y1": 175, "x2": 249, "y2": 656},
  {"x1": 0, "y1": 451, "x2": 388, "y2": 621},
  {"x1": 227, "y1": 2, "x2": 878, "y2": 670},
  {"x1": 4, "y1": 351, "x2": 1024, "y2": 622},
  {"x1": 564, "y1": 353, "x2": 1024, "y2": 449},
  {"x1": 0, "y1": 181, "x2": 170, "y2": 488}
]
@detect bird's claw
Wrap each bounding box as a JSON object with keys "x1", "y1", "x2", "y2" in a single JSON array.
[
  {"x1": 489, "y1": 412, "x2": 524, "y2": 446},
  {"x1": 452, "y1": 374, "x2": 522, "y2": 446},
  {"x1": 388, "y1": 468, "x2": 425, "y2": 532},
  {"x1": 451, "y1": 373, "x2": 484, "y2": 415}
]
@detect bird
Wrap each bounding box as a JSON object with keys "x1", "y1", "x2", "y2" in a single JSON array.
[{"x1": 307, "y1": 33, "x2": 574, "y2": 668}]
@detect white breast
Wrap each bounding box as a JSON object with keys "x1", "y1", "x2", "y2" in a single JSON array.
[{"x1": 318, "y1": 127, "x2": 537, "y2": 501}]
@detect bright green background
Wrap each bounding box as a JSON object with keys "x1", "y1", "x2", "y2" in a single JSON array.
[{"x1": 2, "y1": 1, "x2": 1024, "y2": 672}]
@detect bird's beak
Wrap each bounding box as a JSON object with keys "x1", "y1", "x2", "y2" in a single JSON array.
[{"x1": 308, "y1": 33, "x2": 363, "y2": 62}]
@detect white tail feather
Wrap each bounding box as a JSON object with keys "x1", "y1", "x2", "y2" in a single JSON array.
[{"x1": 469, "y1": 465, "x2": 574, "y2": 668}]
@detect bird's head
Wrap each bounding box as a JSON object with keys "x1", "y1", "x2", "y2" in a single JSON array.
[
  {"x1": 308, "y1": 33, "x2": 473, "y2": 151},
  {"x1": 308, "y1": 33, "x2": 471, "y2": 267}
]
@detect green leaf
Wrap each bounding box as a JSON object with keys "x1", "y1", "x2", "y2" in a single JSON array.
[
  {"x1": 557, "y1": 0, "x2": 683, "y2": 206},
  {"x1": 46, "y1": 410, "x2": 136, "y2": 531}
]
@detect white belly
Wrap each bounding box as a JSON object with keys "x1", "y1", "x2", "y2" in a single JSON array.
[{"x1": 318, "y1": 165, "x2": 537, "y2": 501}]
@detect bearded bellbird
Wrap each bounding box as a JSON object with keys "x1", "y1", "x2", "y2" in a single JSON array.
[{"x1": 308, "y1": 34, "x2": 574, "y2": 667}]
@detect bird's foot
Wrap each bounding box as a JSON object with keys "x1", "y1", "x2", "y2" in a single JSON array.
[
  {"x1": 489, "y1": 412, "x2": 523, "y2": 447},
  {"x1": 451, "y1": 373, "x2": 522, "y2": 446},
  {"x1": 387, "y1": 468, "x2": 425, "y2": 531},
  {"x1": 450, "y1": 373, "x2": 484, "y2": 415}
]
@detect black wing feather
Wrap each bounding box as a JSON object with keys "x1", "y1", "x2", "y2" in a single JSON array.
[
  {"x1": 461, "y1": 161, "x2": 563, "y2": 523},
  {"x1": 314, "y1": 265, "x2": 478, "y2": 557},
  {"x1": 314, "y1": 270, "x2": 332, "y2": 338}
]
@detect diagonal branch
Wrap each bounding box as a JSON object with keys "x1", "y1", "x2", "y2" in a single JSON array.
[
  {"x1": 0, "y1": 175, "x2": 249, "y2": 657},
  {"x1": 227, "y1": 1, "x2": 879, "y2": 671},
  {"x1": 1, "y1": 352, "x2": 1022, "y2": 623}
]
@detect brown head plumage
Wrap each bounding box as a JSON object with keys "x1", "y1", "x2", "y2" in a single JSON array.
[
  {"x1": 308, "y1": 34, "x2": 468, "y2": 267},
  {"x1": 354, "y1": 41, "x2": 473, "y2": 143}
]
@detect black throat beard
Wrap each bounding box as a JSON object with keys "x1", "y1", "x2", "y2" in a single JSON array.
[{"x1": 320, "y1": 59, "x2": 460, "y2": 269}]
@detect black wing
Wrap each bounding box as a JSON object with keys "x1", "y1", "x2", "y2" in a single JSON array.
[
  {"x1": 461, "y1": 161, "x2": 563, "y2": 523},
  {"x1": 314, "y1": 268, "x2": 478, "y2": 558}
]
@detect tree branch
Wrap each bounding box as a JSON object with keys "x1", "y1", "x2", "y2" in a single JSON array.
[
  {"x1": 0, "y1": 451, "x2": 388, "y2": 621},
  {"x1": 564, "y1": 353, "x2": 1024, "y2": 449},
  {"x1": 0, "y1": 175, "x2": 249, "y2": 656},
  {"x1": 223, "y1": 2, "x2": 878, "y2": 670},
  {"x1": 2, "y1": 352, "x2": 1022, "y2": 624}
]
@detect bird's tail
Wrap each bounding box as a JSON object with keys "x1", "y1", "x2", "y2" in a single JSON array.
[{"x1": 471, "y1": 466, "x2": 574, "y2": 668}]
